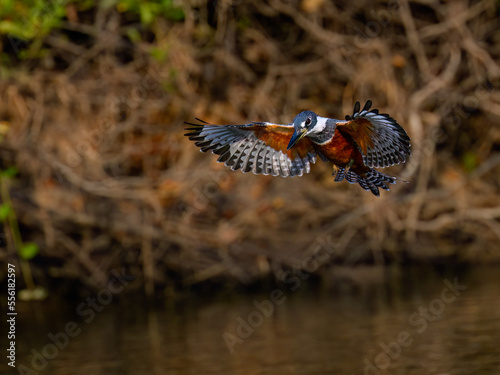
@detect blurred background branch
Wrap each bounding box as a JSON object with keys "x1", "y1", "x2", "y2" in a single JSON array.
[{"x1": 0, "y1": 0, "x2": 499, "y2": 296}]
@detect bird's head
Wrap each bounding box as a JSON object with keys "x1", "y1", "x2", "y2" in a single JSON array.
[{"x1": 287, "y1": 111, "x2": 318, "y2": 150}]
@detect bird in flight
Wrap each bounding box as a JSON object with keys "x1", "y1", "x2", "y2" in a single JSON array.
[{"x1": 185, "y1": 101, "x2": 410, "y2": 196}]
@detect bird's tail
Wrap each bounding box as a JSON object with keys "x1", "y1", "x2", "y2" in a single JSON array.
[{"x1": 334, "y1": 167, "x2": 405, "y2": 197}]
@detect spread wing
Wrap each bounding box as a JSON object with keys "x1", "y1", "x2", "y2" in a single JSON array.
[
  {"x1": 336, "y1": 100, "x2": 411, "y2": 168},
  {"x1": 185, "y1": 119, "x2": 317, "y2": 177}
]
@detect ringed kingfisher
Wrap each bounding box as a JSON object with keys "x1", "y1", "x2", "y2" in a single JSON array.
[{"x1": 185, "y1": 101, "x2": 411, "y2": 196}]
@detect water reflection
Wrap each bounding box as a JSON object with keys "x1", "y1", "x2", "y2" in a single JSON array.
[{"x1": 15, "y1": 266, "x2": 500, "y2": 375}]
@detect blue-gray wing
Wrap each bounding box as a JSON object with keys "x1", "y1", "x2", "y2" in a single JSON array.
[
  {"x1": 185, "y1": 119, "x2": 317, "y2": 177},
  {"x1": 337, "y1": 101, "x2": 411, "y2": 168}
]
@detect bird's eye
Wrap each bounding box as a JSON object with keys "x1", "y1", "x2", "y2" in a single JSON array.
[{"x1": 305, "y1": 118, "x2": 311, "y2": 126}]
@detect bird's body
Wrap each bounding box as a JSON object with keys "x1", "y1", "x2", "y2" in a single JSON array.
[{"x1": 185, "y1": 101, "x2": 411, "y2": 196}]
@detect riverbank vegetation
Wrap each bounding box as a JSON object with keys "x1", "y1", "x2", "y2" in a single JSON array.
[{"x1": 1, "y1": 0, "x2": 499, "y2": 296}]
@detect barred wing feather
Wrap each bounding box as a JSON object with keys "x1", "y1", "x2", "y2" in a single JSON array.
[
  {"x1": 185, "y1": 120, "x2": 317, "y2": 177},
  {"x1": 336, "y1": 101, "x2": 411, "y2": 168}
]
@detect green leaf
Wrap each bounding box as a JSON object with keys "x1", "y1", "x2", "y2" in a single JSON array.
[
  {"x1": 1, "y1": 166, "x2": 18, "y2": 178},
  {"x1": 0, "y1": 203, "x2": 12, "y2": 221},
  {"x1": 462, "y1": 152, "x2": 478, "y2": 172},
  {"x1": 20, "y1": 242, "x2": 39, "y2": 260},
  {"x1": 0, "y1": 21, "x2": 21, "y2": 35},
  {"x1": 150, "y1": 47, "x2": 167, "y2": 62},
  {"x1": 164, "y1": 7, "x2": 184, "y2": 22},
  {"x1": 126, "y1": 27, "x2": 142, "y2": 43},
  {"x1": 19, "y1": 286, "x2": 48, "y2": 301},
  {"x1": 139, "y1": 4, "x2": 155, "y2": 25}
]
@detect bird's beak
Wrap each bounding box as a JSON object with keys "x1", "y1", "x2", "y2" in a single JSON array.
[{"x1": 287, "y1": 128, "x2": 307, "y2": 150}]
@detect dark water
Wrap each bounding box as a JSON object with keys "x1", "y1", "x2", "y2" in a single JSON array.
[{"x1": 10, "y1": 266, "x2": 500, "y2": 375}]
